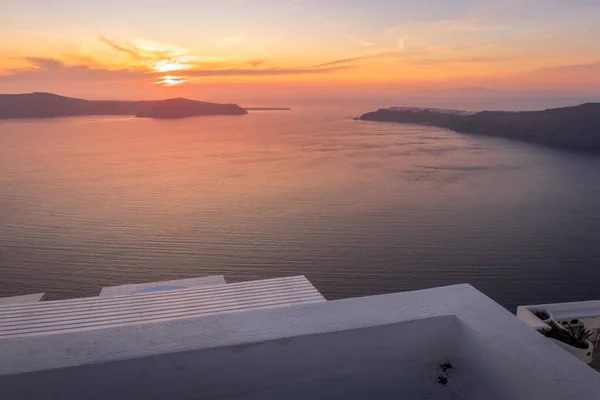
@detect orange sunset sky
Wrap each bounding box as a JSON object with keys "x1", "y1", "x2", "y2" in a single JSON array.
[{"x1": 1, "y1": 0, "x2": 600, "y2": 99}]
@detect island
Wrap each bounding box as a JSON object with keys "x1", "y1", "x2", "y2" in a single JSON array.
[
  {"x1": 135, "y1": 97, "x2": 247, "y2": 119},
  {"x1": 244, "y1": 107, "x2": 291, "y2": 111},
  {"x1": 0, "y1": 92, "x2": 247, "y2": 119},
  {"x1": 359, "y1": 103, "x2": 600, "y2": 152}
]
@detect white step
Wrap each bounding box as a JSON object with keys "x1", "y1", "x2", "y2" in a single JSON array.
[
  {"x1": 0, "y1": 276, "x2": 325, "y2": 340},
  {"x1": 100, "y1": 275, "x2": 226, "y2": 296},
  {"x1": 0, "y1": 293, "x2": 45, "y2": 305}
]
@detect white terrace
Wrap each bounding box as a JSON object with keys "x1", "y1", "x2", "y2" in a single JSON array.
[{"x1": 1, "y1": 276, "x2": 600, "y2": 399}]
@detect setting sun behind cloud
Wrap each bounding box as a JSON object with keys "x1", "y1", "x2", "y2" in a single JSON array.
[
  {"x1": 153, "y1": 61, "x2": 189, "y2": 73},
  {"x1": 155, "y1": 76, "x2": 189, "y2": 86}
]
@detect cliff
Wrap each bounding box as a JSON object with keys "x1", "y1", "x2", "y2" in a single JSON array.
[{"x1": 359, "y1": 103, "x2": 600, "y2": 152}]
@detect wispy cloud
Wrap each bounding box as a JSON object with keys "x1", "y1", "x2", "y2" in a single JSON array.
[
  {"x1": 312, "y1": 33, "x2": 408, "y2": 68},
  {"x1": 410, "y1": 56, "x2": 514, "y2": 65},
  {"x1": 220, "y1": 35, "x2": 249, "y2": 46},
  {"x1": 23, "y1": 57, "x2": 65, "y2": 70},
  {"x1": 311, "y1": 54, "x2": 379, "y2": 68},
  {"x1": 1, "y1": 57, "x2": 143, "y2": 82},
  {"x1": 184, "y1": 66, "x2": 345, "y2": 77},
  {"x1": 99, "y1": 36, "x2": 144, "y2": 60},
  {"x1": 344, "y1": 35, "x2": 375, "y2": 47},
  {"x1": 395, "y1": 36, "x2": 408, "y2": 51},
  {"x1": 287, "y1": 0, "x2": 302, "y2": 10},
  {"x1": 440, "y1": 20, "x2": 486, "y2": 32},
  {"x1": 533, "y1": 60, "x2": 600, "y2": 76},
  {"x1": 99, "y1": 36, "x2": 200, "y2": 72},
  {"x1": 247, "y1": 59, "x2": 266, "y2": 67},
  {"x1": 0, "y1": 55, "x2": 348, "y2": 84}
]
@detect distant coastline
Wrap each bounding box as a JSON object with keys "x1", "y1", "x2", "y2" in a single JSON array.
[
  {"x1": 0, "y1": 92, "x2": 248, "y2": 119},
  {"x1": 359, "y1": 103, "x2": 600, "y2": 152}
]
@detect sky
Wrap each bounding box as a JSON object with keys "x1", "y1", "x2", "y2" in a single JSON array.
[{"x1": 1, "y1": 0, "x2": 600, "y2": 99}]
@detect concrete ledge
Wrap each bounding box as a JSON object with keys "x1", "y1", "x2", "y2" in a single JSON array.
[
  {"x1": 0, "y1": 294, "x2": 45, "y2": 306},
  {"x1": 518, "y1": 300, "x2": 600, "y2": 321},
  {"x1": 99, "y1": 275, "x2": 226, "y2": 296}
]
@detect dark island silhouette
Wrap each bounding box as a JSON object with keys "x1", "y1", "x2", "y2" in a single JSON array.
[
  {"x1": 359, "y1": 103, "x2": 600, "y2": 152},
  {"x1": 0, "y1": 92, "x2": 248, "y2": 119},
  {"x1": 135, "y1": 97, "x2": 247, "y2": 118},
  {"x1": 244, "y1": 107, "x2": 291, "y2": 111}
]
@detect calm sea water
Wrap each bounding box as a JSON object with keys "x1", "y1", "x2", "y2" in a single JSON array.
[{"x1": 1, "y1": 105, "x2": 600, "y2": 311}]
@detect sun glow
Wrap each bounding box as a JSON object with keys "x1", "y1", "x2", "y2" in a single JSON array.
[
  {"x1": 155, "y1": 75, "x2": 189, "y2": 86},
  {"x1": 153, "y1": 60, "x2": 188, "y2": 73},
  {"x1": 4, "y1": 0, "x2": 600, "y2": 96}
]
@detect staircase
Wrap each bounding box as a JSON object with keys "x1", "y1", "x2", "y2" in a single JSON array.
[{"x1": 0, "y1": 276, "x2": 325, "y2": 340}]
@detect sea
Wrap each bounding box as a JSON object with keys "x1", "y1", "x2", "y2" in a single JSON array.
[{"x1": 1, "y1": 100, "x2": 600, "y2": 311}]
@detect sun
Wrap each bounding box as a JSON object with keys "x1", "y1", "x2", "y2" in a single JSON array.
[
  {"x1": 153, "y1": 60, "x2": 188, "y2": 73},
  {"x1": 155, "y1": 76, "x2": 188, "y2": 86}
]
